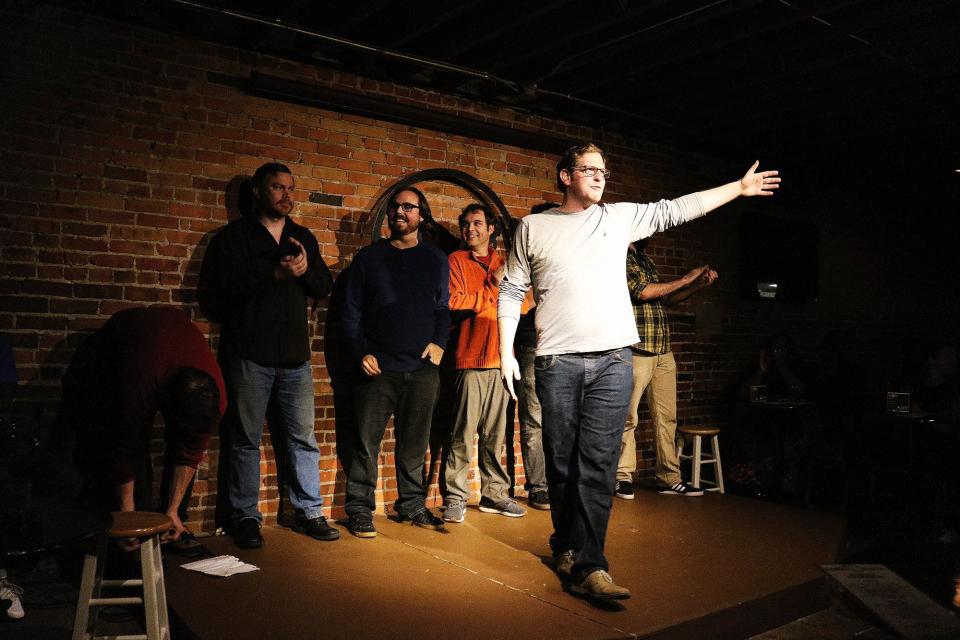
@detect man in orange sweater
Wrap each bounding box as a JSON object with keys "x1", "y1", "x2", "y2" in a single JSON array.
[{"x1": 442, "y1": 204, "x2": 527, "y2": 522}]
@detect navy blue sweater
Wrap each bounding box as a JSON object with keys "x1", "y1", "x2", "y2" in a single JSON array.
[{"x1": 342, "y1": 239, "x2": 450, "y2": 373}]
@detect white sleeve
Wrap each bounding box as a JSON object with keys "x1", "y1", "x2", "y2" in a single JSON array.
[
  {"x1": 621, "y1": 193, "x2": 705, "y2": 242},
  {"x1": 498, "y1": 219, "x2": 531, "y2": 321}
]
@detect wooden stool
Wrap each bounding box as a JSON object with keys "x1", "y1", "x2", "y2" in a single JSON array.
[
  {"x1": 676, "y1": 426, "x2": 725, "y2": 493},
  {"x1": 73, "y1": 511, "x2": 172, "y2": 640}
]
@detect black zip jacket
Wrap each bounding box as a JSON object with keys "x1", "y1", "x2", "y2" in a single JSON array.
[{"x1": 197, "y1": 215, "x2": 333, "y2": 366}]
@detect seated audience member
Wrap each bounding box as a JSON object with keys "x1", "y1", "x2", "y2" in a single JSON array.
[
  {"x1": 442, "y1": 204, "x2": 528, "y2": 523},
  {"x1": 919, "y1": 338, "x2": 958, "y2": 418},
  {"x1": 64, "y1": 307, "x2": 226, "y2": 550},
  {"x1": 729, "y1": 333, "x2": 817, "y2": 497},
  {"x1": 739, "y1": 333, "x2": 811, "y2": 401},
  {"x1": 0, "y1": 336, "x2": 25, "y2": 620}
]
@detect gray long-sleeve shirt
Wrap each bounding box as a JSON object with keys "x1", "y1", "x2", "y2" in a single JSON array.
[{"x1": 498, "y1": 194, "x2": 704, "y2": 356}]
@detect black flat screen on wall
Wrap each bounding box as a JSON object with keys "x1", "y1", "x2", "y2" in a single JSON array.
[{"x1": 737, "y1": 212, "x2": 818, "y2": 302}]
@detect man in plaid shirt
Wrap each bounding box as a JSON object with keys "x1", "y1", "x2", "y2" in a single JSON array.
[{"x1": 615, "y1": 239, "x2": 717, "y2": 499}]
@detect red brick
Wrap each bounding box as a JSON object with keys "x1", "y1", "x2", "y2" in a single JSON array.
[
  {"x1": 104, "y1": 166, "x2": 149, "y2": 182},
  {"x1": 87, "y1": 254, "x2": 131, "y2": 270},
  {"x1": 108, "y1": 240, "x2": 155, "y2": 255}
]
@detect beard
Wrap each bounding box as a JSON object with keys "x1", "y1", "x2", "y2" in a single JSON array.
[
  {"x1": 388, "y1": 215, "x2": 420, "y2": 235},
  {"x1": 257, "y1": 196, "x2": 292, "y2": 220}
]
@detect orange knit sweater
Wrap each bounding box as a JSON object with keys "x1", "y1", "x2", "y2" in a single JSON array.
[{"x1": 448, "y1": 249, "x2": 528, "y2": 370}]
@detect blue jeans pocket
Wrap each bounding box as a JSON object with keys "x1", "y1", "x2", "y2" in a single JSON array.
[{"x1": 534, "y1": 354, "x2": 559, "y2": 372}]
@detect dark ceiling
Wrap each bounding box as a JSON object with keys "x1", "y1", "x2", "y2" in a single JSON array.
[{"x1": 83, "y1": 1, "x2": 959, "y2": 171}]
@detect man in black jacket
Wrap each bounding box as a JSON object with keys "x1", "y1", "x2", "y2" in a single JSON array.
[{"x1": 198, "y1": 162, "x2": 337, "y2": 548}]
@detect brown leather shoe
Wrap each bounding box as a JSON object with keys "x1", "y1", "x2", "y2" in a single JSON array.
[
  {"x1": 570, "y1": 570, "x2": 631, "y2": 600},
  {"x1": 554, "y1": 549, "x2": 575, "y2": 577}
]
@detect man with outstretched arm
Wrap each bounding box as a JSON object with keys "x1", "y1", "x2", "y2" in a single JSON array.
[{"x1": 497, "y1": 142, "x2": 779, "y2": 600}]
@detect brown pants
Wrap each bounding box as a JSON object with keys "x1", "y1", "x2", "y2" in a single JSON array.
[
  {"x1": 617, "y1": 351, "x2": 680, "y2": 486},
  {"x1": 444, "y1": 368, "x2": 510, "y2": 503}
]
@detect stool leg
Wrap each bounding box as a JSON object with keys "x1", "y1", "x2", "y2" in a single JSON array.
[
  {"x1": 712, "y1": 435, "x2": 725, "y2": 494},
  {"x1": 675, "y1": 434, "x2": 685, "y2": 465},
  {"x1": 72, "y1": 538, "x2": 105, "y2": 640},
  {"x1": 692, "y1": 435, "x2": 702, "y2": 489},
  {"x1": 140, "y1": 535, "x2": 166, "y2": 640},
  {"x1": 153, "y1": 533, "x2": 170, "y2": 639}
]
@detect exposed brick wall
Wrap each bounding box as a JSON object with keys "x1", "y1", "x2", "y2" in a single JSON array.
[{"x1": 1, "y1": 4, "x2": 955, "y2": 531}]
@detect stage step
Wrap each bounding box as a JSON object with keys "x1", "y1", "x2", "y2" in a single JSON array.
[{"x1": 821, "y1": 564, "x2": 960, "y2": 640}]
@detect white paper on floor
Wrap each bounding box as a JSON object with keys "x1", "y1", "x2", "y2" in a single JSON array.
[{"x1": 180, "y1": 555, "x2": 260, "y2": 577}]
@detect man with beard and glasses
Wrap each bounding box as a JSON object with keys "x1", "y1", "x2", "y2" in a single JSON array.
[
  {"x1": 341, "y1": 187, "x2": 450, "y2": 537},
  {"x1": 498, "y1": 142, "x2": 780, "y2": 600},
  {"x1": 198, "y1": 162, "x2": 337, "y2": 549}
]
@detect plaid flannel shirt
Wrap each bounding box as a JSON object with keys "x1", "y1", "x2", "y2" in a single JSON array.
[{"x1": 627, "y1": 247, "x2": 670, "y2": 355}]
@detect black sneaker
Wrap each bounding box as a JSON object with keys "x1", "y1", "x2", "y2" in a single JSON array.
[
  {"x1": 293, "y1": 515, "x2": 340, "y2": 541},
  {"x1": 346, "y1": 513, "x2": 377, "y2": 538},
  {"x1": 658, "y1": 481, "x2": 704, "y2": 497},
  {"x1": 615, "y1": 480, "x2": 635, "y2": 500},
  {"x1": 168, "y1": 530, "x2": 208, "y2": 558},
  {"x1": 528, "y1": 490, "x2": 551, "y2": 510},
  {"x1": 400, "y1": 508, "x2": 445, "y2": 531},
  {"x1": 232, "y1": 517, "x2": 263, "y2": 549}
]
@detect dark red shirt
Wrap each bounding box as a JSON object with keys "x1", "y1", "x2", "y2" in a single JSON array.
[{"x1": 99, "y1": 307, "x2": 226, "y2": 482}]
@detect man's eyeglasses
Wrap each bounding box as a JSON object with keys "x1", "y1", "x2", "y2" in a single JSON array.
[
  {"x1": 572, "y1": 165, "x2": 611, "y2": 179},
  {"x1": 389, "y1": 202, "x2": 421, "y2": 213}
]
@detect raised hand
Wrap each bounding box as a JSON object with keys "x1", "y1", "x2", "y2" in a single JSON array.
[
  {"x1": 740, "y1": 161, "x2": 780, "y2": 197},
  {"x1": 277, "y1": 237, "x2": 308, "y2": 279}
]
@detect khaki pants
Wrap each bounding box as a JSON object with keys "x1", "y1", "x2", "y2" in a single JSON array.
[
  {"x1": 617, "y1": 351, "x2": 680, "y2": 486},
  {"x1": 444, "y1": 368, "x2": 510, "y2": 503}
]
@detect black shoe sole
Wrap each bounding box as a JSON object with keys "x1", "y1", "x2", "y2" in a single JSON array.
[
  {"x1": 529, "y1": 502, "x2": 551, "y2": 510},
  {"x1": 293, "y1": 527, "x2": 340, "y2": 542},
  {"x1": 615, "y1": 493, "x2": 635, "y2": 500},
  {"x1": 292, "y1": 525, "x2": 341, "y2": 541},
  {"x1": 347, "y1": 528, "x2": 377, "y2": 538},
  {"x1": 397, "y1": 511, "x2": 445, "y2": 530}
]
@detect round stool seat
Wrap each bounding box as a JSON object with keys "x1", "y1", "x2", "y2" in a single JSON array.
[
  {"x1": 107, "y1": 512, "x2": 172, "y2": 539},
  {"x1": 678, "y1": 426, "x2": 720, "y2": 437}
]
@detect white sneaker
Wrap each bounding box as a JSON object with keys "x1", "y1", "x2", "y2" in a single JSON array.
[
  {"x1": 442, "y1": 500, "x2": 466, "y2": 523},
  {"x1": 658, "y1": 481, "x2": 704, "y2": 497},
  {"x1": 1, "y1": 577, "x2": 24, "y2": 619}
]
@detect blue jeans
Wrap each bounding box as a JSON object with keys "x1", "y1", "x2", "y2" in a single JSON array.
[
  {"x1": 226, "y1": 359, "x2": 323, "y2": 524},
  {"x1": 535, "y1": 348, "x2": 633, "y2": 578}
]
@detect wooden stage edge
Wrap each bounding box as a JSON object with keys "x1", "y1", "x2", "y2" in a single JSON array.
[{"x1": 166, "y1": 491, "x2": 845, "y2": 640}]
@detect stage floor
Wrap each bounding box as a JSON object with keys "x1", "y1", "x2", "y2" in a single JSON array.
[{"x1": 166, "y1": 489, "x2": 845, "y2": 640}]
